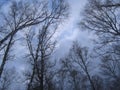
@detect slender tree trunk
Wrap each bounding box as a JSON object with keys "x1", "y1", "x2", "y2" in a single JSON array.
[
  {"x1": 40, "y1": 50, "x2": 44, "y2": 90},
  {"x1": 27, "y1": 66, "x2": 36, "y2": 90},
  {"x1": 85, "y1": 67, "x2": 95, "y2": 90},
  {"x1": 80, "y1": 53, "x2": 96, "y2": 90},
  {"x1": 0, "y1": 35, "x2": 13, "y2": 78}
]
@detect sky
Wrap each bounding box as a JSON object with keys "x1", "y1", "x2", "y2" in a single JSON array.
[
  {"x1": 2, "y1": 1, "x2": 120, "y2": 89},
  {"x1": 0, "y1": 0, "x2": 97, "y2": 78},
  {"x1": 0, "y1": 0, "x2": 96, "y2": 70},
  {"x1": 54, "y1": 0, "x2": 95, "y2": 59},
  {"x1": 0, "y1": 0, "x2": 99, "y2": 89}
]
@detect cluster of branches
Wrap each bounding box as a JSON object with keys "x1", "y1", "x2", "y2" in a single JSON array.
[
  {"x1": 56, "y1": 0, "x2": 120, "y2": 89},
  {"x1": 79, "y1": 0, "x2": 120, "y2": 90},
  {"x1": 58, "y1": 42, "x2": 95, "y2": 90},
  {"x1": 1, "y1": 0, "x2": 120, "y2": 90},
  {"x1": 0, "y1": 0, "x2": 69, "y2": 90}
]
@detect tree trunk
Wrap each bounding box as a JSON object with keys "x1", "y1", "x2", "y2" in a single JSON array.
[
  {"x1": 0, "y1": 35, "x2": 13, "y2": 78},
  {"x1": 40, "y1": 50, "x2": 44, "y2": 90}
]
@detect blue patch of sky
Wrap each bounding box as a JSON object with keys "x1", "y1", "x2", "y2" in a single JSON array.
[{"x1": 0, "y1": 0, "x2": 9, "y2": 6}]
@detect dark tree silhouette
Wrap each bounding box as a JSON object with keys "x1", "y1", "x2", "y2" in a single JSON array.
[
  {"x1": 59, "y1": 42, "x2": 96, "y2": 90},
  {"x1": 81, "y1": 0, "x2": 120, "y2": 89},
  {"x1": 0, "y1": 0, "x2": 50, "y2": 79},
  {"x1": 24, "y1": 0, "x2": 69, "y2": 90}
]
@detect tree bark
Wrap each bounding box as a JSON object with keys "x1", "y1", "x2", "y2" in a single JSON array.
[{"x1": 0, "y1": 35, "x2": 14, "y2": 78}]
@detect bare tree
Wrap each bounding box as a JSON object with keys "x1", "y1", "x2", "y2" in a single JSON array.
[
  {"x1": 59, "y1": 57, "x2": 87, "y2": 90},
  {"x1": 0, "y1": 0, "x2": 49, "y2": 47},
  {"x1": 25, "y1": 23, "x2": 56, "y2": 90},
  {"x1": 59, "y1": 42, "x2": 96, "y2": 90},
  {"x1": 70, "y1": 42, "x2": 95, "y2": 90},
  {"x1": 0, "y1": 34, "x2": 14, "y2": 78},
  {"x1": 0, "y1": 0, "x2": 49, "y2": 79},
  {"x1": 100, "y1": 44, "x2": 120, "y2": 89},
  {"x1": 80, "y1": 0, "x2": 120, "y2": 52},
  {"x1": 81, "y1": 0, "x2": 120, "y2": 89},
  {"x1": 24, "y1": 0, "x2": 69, "y2": 90},
  {"x1": 0, "y1": 0, "x2": 68, "y2": 80}
]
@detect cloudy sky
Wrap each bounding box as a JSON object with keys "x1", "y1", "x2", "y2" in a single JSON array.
[
  {"x1": 54, "y1": 0, "x2": 95, "y2": 59},
  {"x1": 0, "y1": 0, "x2": 99, "y2": 89},
  {"x1": 0, "y1": 0, "x2": 96, "y2": 72}
]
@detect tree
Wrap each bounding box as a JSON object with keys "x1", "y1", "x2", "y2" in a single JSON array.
[
  {"x1": 59, "y1": 42, "x2": 96, "y2": 90},
  {"x1": 100, "y1": 44, "x2": 120, "y2": 89},
  {"x1": 0, "y1": 35, "x2": 15, "y2": 78},
  {"x1": 24, "y1": 0, "x2": 69, "y2": 90},
  {"x1": 59, "y1": 57, "x2": 87, "y2": 90},
  {"x1": 0, "y1": 0, "x2": 50, "y2": 79},
  {"x1": 80, "y1": 0, "x2": 120, "y2": 50},
  {"x1": 0, "y1": 0, "x2": 49, "y2": 47},
  {"x1": 0, "y1": 0, "x2": 69, "y2": 80},
  {"x1": 70, "y1": 42, "x2": 95, "y2": 90},
  {"x1": 81, "y1": 0, "x2": 120, "y2": 89}
]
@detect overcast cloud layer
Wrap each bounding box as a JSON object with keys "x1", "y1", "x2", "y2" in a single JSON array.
[{"x1": 0, "y1": 0, "x2": 96, "y2": 72}]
